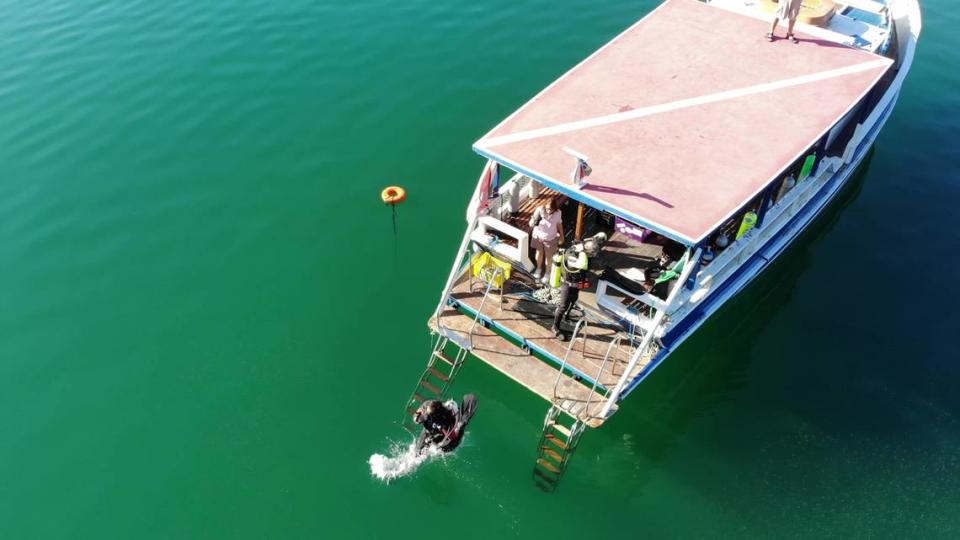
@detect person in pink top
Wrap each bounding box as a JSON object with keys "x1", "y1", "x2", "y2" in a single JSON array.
[
  {"x1": 766, "y1": 0, "x2": 803, "y2": 43},
  {"x1": 528, "y1": 198, "x2": 564, "y2": 283}
]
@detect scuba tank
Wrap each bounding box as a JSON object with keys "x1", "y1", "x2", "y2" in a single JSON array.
[
  {"x1": 736, "y1": 211, "x2": 758, "y2": 240},
  {"x1": 776, "y1": 175, "x2": 796, "y2": 202},
  {"x1": 715, "y1": 233, "x2": 729, "y2": 250},
  {"x1": 550, "y1": 251, "x2": 563, "y2": 288},
  {"x1": 702, "y1": 245, "x2": 715, "y2": 265}
]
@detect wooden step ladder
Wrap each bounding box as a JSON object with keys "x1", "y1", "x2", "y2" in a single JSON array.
[
  {"x1": 533, "y1": 404, "x2": 586, "y2": 492},
  {"x1": 401, "y1": 333, "x2": 468, "y2": 433}
]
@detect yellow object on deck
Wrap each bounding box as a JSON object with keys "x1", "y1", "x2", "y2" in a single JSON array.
[{"x1": 471, "y1": 252, "x2": 512, "y2": 288}]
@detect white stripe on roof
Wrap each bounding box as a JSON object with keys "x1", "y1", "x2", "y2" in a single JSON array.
[{"x1": 476, "y1": 58, "x2": 891, "y2": 149}]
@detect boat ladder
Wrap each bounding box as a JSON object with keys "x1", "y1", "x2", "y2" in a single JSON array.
[
  {"x1": 533, "y1": 323, "x2": 625, "y2": 491},
  {"x1": 533, "y1": 404, "x2": 586, "y2": 491},
  {"x1": 401, "y1": 333, "x2": 469, "y2": 434},
  {"x1": 402, "y1": 269, "x2": 503, "y2": 432}
]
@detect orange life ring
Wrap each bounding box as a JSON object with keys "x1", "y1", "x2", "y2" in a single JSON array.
[{"x1": 381, "y1": 186, "x2": 407, "y2": 205}]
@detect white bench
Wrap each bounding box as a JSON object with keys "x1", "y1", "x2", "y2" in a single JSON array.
[{"x1": 470, "y1": 216, "x2": 534, "y2": 272}]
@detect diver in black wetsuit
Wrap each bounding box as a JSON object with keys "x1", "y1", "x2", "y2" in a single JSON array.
[
  {"x1": 413, "y1": 400, "x2": 456, "y2": 448},
  {"x1": 412, "y1": 395, "x2": 479, "y2": 454},
  {"x1": 550, "y1": 248, "x2": 589, "y2": 341}
]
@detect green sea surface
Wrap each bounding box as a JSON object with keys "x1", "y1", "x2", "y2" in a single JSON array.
[{"x1": 2, "y1": 0, "x2": 958, "y2": 537}]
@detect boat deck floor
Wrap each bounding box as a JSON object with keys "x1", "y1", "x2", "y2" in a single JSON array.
[
  {"x1": 430, "y1": 308, "x2": 614, "y2": 427},
  {"x1": 439, "y1": 223, "x2": 673, "y2": 420},
  {"x1": 448, "y1": 273, "x2": 652, "y2": 389}
]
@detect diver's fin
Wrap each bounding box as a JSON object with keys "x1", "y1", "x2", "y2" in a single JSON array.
[{"x1": 459, "y1": 394, "x2": 478, "y2": 425}]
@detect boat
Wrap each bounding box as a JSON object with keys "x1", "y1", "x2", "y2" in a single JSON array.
[{"x1": 400, "y1": 0, "x2": 921, "y2": 490}]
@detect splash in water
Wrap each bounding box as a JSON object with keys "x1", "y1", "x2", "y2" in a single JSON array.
[{"x1": 369, "y1": 440, "x2": 444, "y2": 482}]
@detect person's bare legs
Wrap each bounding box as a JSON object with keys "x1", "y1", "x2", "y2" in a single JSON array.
[
  {"x1": 786, "y1": 18, "x2": 798, "y2": 42},
  {"x1": 766, "y1": 17, "x2": 780, "y2": 41},
  {"x1": 534, "y1": 248, "x2": 544, "y2": 276},
  {"x1": 542, "y1": 241, "x2": 558, "y2": 282}
]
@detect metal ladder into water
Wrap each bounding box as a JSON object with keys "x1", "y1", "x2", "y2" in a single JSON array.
[
  {"x1": 402, "y1": 267, "x2": 504, "y2": 433},
  {"x1": 532, "y1": 319, "x2": 627, "y2": 491},
  {"x1": 531, "y1": 244, "x2": 700, "y2": 491},
  {"x1": 401, "y1": 334, "x2": 469, "y2": 433}
]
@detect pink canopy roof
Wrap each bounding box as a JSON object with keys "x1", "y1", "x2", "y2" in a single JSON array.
[{"x1": 474, "y1": 0, "x2": 892, "y2": 243}]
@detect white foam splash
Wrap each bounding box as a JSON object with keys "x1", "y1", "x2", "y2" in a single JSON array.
[{"x1": 369, "y1": 441, "x2": 444, "y2": 483}]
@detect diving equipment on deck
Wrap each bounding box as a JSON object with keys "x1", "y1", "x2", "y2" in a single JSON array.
[
  {"x1": 550, "y1": 252, "x2": 563, "y2": 289},
  {"x1": 736, "y1": 211, "x2": 758, "y2": 240}
]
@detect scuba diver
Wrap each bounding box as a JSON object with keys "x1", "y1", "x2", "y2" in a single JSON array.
[
  {"x1": 550, "y1": 245, "x2": 590, "y2": 341},
  {"x1": 413, "y1": 394, "x2": 478, "y2": 454}
]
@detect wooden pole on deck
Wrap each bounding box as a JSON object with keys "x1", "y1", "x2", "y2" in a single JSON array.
[{"x1": 574, "y1": 202, "x2": 585, "y2": 241}]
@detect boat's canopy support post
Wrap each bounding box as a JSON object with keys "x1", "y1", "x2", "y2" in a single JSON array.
[
  {"x1": 811, "y1": 132, "x2": 829, "y2": 176},
  {"x1": 755, "y1": 183, "x2": 777, "y2": 228},
  {"x1": 855, "y1": 95, "x2": 870, "y2": 125},
  {"x1": 598, "y1": 247, "x2": 702, "y2": 418},
  {"x1": 685, "y1": 241, "x2": 705, "y2": 290},
  {"x1": 858, "y1": 84, "x2": 882, "y2": 123},
  {"x1": 574, "y1": 202, "x2": 585, "y2": 241},
  {"x1": 814, "y1": 132, "x2": 828, "y2": 162}
]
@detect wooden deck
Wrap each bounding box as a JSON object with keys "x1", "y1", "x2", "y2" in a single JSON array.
[
  {"x1": 450, "y1": 277, "x2": 629, "y2": 388},
  {"x1": 436, "y1": 215, "x2": 676, "y2": 424},
  {"x1": 430, "y1": 308, "x2": 614, "y2": 427}
]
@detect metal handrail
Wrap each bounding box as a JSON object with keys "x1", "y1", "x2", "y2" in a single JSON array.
[
  {"x1": 466, "y1": 266, "x2": 505, "y2": 350},
  {"x1": 552, "y1": 318, "x2": 588, "y2": 400},
  {"x1": 598, "y1": 248, "x2": 702, "y2": 418},
  {"x1": 433, "y1": 215, "x2": 479, "y2": 335},
  {"x1": 584, "y1": 334, "x2": 622, "y2": 420}
]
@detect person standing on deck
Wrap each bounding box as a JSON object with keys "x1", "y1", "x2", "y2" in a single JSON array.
[
  {"x1": 766, "y1": 0, "x2": 803, "y2": 43},
  {"x1": 529, "y1": 198, "x2": 564, "y2": 283},
  {"x1": 551, "y1": 248, "x2": 589, "y2": 341}
]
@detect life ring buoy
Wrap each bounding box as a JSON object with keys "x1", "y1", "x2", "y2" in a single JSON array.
[{"x1": 381, "y1": 186, "x2": 406, "y2": 205}]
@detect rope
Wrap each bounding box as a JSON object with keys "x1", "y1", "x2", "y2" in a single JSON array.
[{"x1": 391, "y1": 204, "x2": 399, "y2": 261}]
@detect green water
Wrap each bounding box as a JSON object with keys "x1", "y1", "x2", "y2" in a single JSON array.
[{"x1": 2, "y1": 0, "x2": 959, "y2": 537}]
